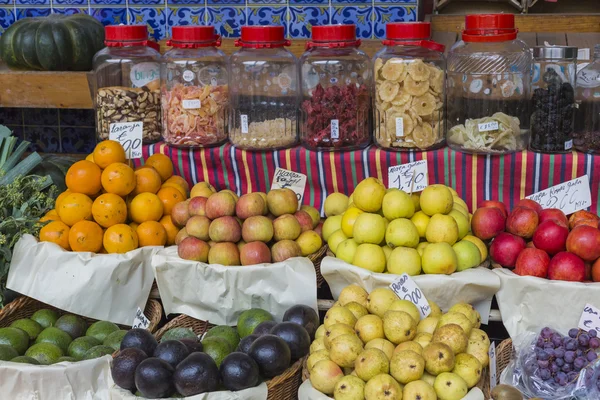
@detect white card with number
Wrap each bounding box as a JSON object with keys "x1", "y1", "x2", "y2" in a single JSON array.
[
  {"x1": 131, "y1": 307, "x2": 150, "y2": 329},
  {"x1": 489, "y1": 341, "x2": 497, "y2": 390},
  {"x1": 109, "y1": 122, "x2": 143, "y2": 159},
  {"x1": 271, "y1": 168, "x2": 307, "y2": 209},
  {"x1": 389, "y1": 273, "x2": 431, "y2": 319},
  {"x1": 578, "y1": 303, "x2": 600, "y2": 332},
  {"x1": 388, "y1": 160, "x2": 428, "y2": 193},
  {"x1": 526, "y1": 175, "x2": 592, "y2": 215}
]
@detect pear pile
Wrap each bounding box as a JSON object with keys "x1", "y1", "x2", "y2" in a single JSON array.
[
  {"x1": 307, "y1": 285, "x2": 491, "y2": 400},
  {"x1": 322, "y1": 178, "x2": 489, "y2": 276}
]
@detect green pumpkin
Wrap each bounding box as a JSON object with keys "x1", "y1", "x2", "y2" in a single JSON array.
[{"x1": 0, "y1": 14, "x2": 105, "y2": 71}]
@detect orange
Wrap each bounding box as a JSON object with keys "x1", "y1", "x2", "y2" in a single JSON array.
[
  {"x1": 137, "y1": 221, "x2": 167, "y2": 247},
  {"x1": 129, "y1": 222, "x2": 140, "y2": 231},
  {"x1": 159, "y1": 215, "x2": 180, "y2": 246},
  {"x1": 40, "y1": 210, "x2": 60, "y2": 222},
  {"x1": 103, "y1": 224, "x2": 139, "y2": 254},
  {"x1": 57, "y1": 193, "x2": 93, "y2": 227},
  {"x1": 145, "y1": 153, "x2": 173, "y2": 182},
  {"x1": 165, "y1": 175, "x2": 190, "y2": 194},
  {"x1": 129, "y1": 193, "x2": 164, "y2": 223},
  {"x1": 85, "y1": 153, "x2": 94, "y2": 163},
  {"x1": 157, "y1": 186, "x2": 185, "y2": 216},
  {"x1": 65, "y1": 160, "x2": 102, "y2": 196},
  {"x1": 39, "y1": 220, "x2": 71, "y2": 250},
  {"x1": 92, "y1": 193, "x2": 128, "y2": 228},
  {"x1": 68, "y1": 220, "x2": 103, "y2": 253},
  {"x1": 132, "y1": 167, "x2": 162, "y2": 196},
  {"x1": 93, "y1": 140, "x2": 126, "y2": 169},
  {"x1": 161, "y1": 182, "x2": 187, "y2": 199},
  {"x1": 101, "y1": 162, "x2": 136, "y2": 197},
  {"x1": 55, "y1": 190, "x2": 71, "y2": 210}
]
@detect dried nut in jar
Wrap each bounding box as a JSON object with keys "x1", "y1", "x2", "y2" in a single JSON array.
[{"x1": 231, "y1": 118, "x2": 297, "y2": 149}]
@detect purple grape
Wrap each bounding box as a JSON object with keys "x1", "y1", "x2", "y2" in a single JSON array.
[
  {"x1": 562, "y1": 363, "x2": 573, "y2": 372},
  {"x1": 536, "y1": 337, "x2": 545, "y2": 348},
  {"x1": 538, "y1": 359, "x2": 550, "y2": 369},
  {"x1": 579, "y1": 334, "x2": 590, "y2": 347},
  {"x1": 576, "y1": 349, "x2": 584, "y2": 357},
  {"x1": 546, "y1": 348, "x2": 556, "y2": 358},
  {"x1": 567, "y1": 371, "x2": 579, "y2": 382},
  {"x1": 539, "y1": 368, "x2": 552, "y2": 380},
  {"x1": 555, "y1": 348, "x2": 565, "y2": 358},
  {"x1": 590, "y1": 338, "x2": 600, "y2": 349},
  {"x1": 542, "y1": 327, "x2": 554, "y2": 338},
  {"x1": 538, "y1": 350, "x2": 550, "y2": 361},
  {"x1": 556, "y1": 357, "x2": 565, "y2": 367},
  {"x1": 565, "y1": 351, "x2": 576, "y2": 363},
  {"x1": 551, "y1": 363, "x2": 560, "y2": 374},
  {"x1": 544, "y1": 343, "x2": 555, "y2": 350},
  {"x1": 587, "y1": 351, "x2": 598, "y2": 362},
  {"x1": 589, "y1": 329, "x2": 597, "y2": 338},
  {"x1": 552, "y1": 334, "x2": 563, "y2": 347},
  {"x1": 574, "y1": 357, "x2": 586, "y2": 370},
  {"x1": 566, "y1": 339, "x2": 577, "y2": 351},
  {"x1": 569, "y1": 328, "x2": 580, "y2": 338}
]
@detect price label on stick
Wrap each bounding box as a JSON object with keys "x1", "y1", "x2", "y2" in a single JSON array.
[
  {"x1": 271, "y1": 168, "x2": 307, "y2": 209},
  {"x1": 388, "y1": 160, "x2": 428, "y2": 194},
  {"x1": 489, "y1": 341, "x2": 497, "y2": 390},
  {"x1": 109, "y1": 121, "x2": 143, "y2": 159},
  {"x1": 526, "y1": 175, "x2": 592, "y2": 216},
  {"x1": 132, "y1": 307, "x2": 150, "y2": 329},
  {"x1": 389, "y1": 273, "x2": 431, "y2": 319},
  {"x1": 578, "y1": 303, "x2": 600, "y2": 332}
]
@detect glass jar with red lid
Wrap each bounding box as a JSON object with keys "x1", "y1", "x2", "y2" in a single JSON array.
[
  {"x1": 93, "y1": 25, "x2": 162, "y2": 144},
  {"x1": 161, "y1": 26, "x2": 228, "y2": 148},
  {"x1": 373, "y1": 22, "x2": 446, "y2": 151},
  {"x1": 229, "y1": 25, "x2": 299, "y2": 150},
  {"x1": 447, "y1": 14, "x2": 532, "y2": 154},
  {"x1": 299, "y1": 24, "x2": 372, "y2": 151}
]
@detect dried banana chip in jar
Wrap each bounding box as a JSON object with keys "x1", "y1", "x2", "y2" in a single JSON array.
[
  {"x1": 412, "y1": 93, "x2": 437, "y2": 116},
  {"x1": 386, "y1": 108, "x2": 414, "y2": 137},
  {"x1": 381, "y1": 58, "x2": 406, "y2": 82},
  {"x1": 391, "y1": 91, "x2": 411, "y2": 106},
  {"x1": 374, "y1": 58, "x2": 384, "y2": 79},
  {"x1": 407, "y1": 59, "x2": 431, "y2": 82},
  {"x1": 413, "y1": 122, "x2": 436, "y2": 149},
  {"x1": 404, "y1": 76, "x2": 429, "y2": 96},
  {"x1": 378, "y1": 81, "x2": 400, "y2": 102}
]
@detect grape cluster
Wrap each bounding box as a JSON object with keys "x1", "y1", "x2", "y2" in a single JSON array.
[{"x1": 534, "y1": 327, "x2": 600, "y2": 387}]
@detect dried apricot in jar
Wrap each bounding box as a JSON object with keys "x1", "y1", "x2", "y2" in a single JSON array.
[
  {"x1": 92, "y1": 193, "x2": 127, "y2": 228},
  {"x1": 132, "y1": 167, "x2": 162, "y2": 196},
  {"x1": 157, "y1": 186, "x2": 185, "y2": 216},
  {"x1": 68, "y1": 220, "x2": 103, "y2": 253},
  {"x1": 93, "y1": 140, "x2": 126, "y2": 169},
  {"x1": 58, "y1": 193, "x2": 93, "y2": 227},
  {"x1": 129, "y1": 193, "x2": 164, "y2": 223},
  {"x1": 103, "y1": 224, "x2": 139, "y2": 254},
  {"x1": 39, "y1": 220, "x2": 71, "y2": 250},
  {"x1": 65, "y1": 160, "x2": 102, "y2": 196},
  {"x1": 101, "y1": 163, "x2": 136, "y2": 197},
  {"x1": 159, "y1": 215, "x2": 179, "y2": 246},
  {"x1": 136, "y1": 221, "x2": 167, "y2": 247},
  {"x1": 145, "y1": 153, "x2": 173, "y2": 182}
]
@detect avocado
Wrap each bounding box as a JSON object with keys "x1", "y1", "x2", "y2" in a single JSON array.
[
  {"x1": 54, "y1": 314, "x2": 88, "y2": 339},
  {"x1": 30, "y1": 309, "x2": 59, "y2": 329},
  {"x1": 173, "y1": 353, "x2": 220, "y2": 396},
  {"x1": 120, "y1": 329, "x2": 158, "y2": 356},
  {"x1": 205, "y1": 325, "x2": 240, "y2": 350},
  {"x1": 253, "y1": 321, "x2": 277, "y2": 336},
  {"x1": 68, "y1": 336, "x2": 101, "y2": 360},
  {"x1": 0, "y1": 344, "x2": 18, "y2": 360},
  {"x1": 135, "y1": 358, "x2": 175, "y2": 398},
  {"x1": 86, "y1": 321, "x2": 120, "y2": 342},
  {"x1": 0, "y1": 327, "x2": 30, "y2": 355},
  {"x1": 179, "y1": 338, "x2": 203, "y2": 353},
  {"x1": 82, "y1": 345, "x2": 115, "y2": 360},
  {"x1": 237, "y1": 334, "x2": 260, "y2": 354},
  {"x1": 35, "y1": 327, "x2": 73, "y2": 354},
  {"x1": 103, "y1": 330, "x2": 128, "y2": 351},
  {"x1": 25, "y1": 342, "x2": 63, "y2": 365},
  {"x1": 283, "y1": 305, "x2": 320, "y2": 339},
  {"x1": 201, "y1": 336, "x2": 232, "y2": 367},
  {"x1": 160, "y1": 327, "x2": 197, "y2": 343},
  {"x1": 111, "y1": 348, "x2": 147, "y2": 391},
  {"x1": 10, "y1": 356, "x2": 40, "y2": 364},
  {"x1": 220, "y1": 352, "x2": 260, "y2": 391},
  {"x1": 270, "y1": 322, "x2": 310, "y2": 361},
  {"x1": 10, "y1": 319, "x2": 43, "y2": 341},
  {"x1": 248, "y1": 334, "x2": 291, "y2": 378},
  {"x1": 56, "y1": 356, "x2": 77, "y2": 363},
  {"x1": 153, "y1": 340, "x2": 190, "y2": 369},
  {"x1": 237, "y1": 309, "x2": 274, "y2": 338}
]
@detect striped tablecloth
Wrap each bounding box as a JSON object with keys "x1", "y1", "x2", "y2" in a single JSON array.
[{"x1": 137, "y1": 143, "x2": 600, "y2": 215}]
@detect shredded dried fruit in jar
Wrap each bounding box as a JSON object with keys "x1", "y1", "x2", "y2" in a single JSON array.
[
  {"x1": 448, "y1": 112, "x2": 522, "y2": 152},
  {"x1": 231, "y1": 118, "x2": 297, "y2": 149}
]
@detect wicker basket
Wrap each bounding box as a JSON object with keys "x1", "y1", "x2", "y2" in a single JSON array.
[
  {"x1": 309, "y1": 245, "x2": 328, "y2": 288},
  {"x1": 155, "y1": 314, "x2": 304, "y2": 400},
  {"x1": 0, "y1": 296, "x2": 163, "y2": 333}
]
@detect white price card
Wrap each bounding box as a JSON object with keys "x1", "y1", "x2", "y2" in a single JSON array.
[
  {"x1": 240, "y1": 114, "x2": 249, "y2": 134},
  {"x1": 389, "y1": 273, "x2": 431, "y2": 319},
  {"x1": 132, "y1": 307, "x2": 150, "y2": 329},
  {"x1": 182, "y1": 99, "x2": 201, "y2": 109},
  {"x1": 526, "y1": 175, "x2": 592, "y2": 216},
  {"x1": 271, "y1": 168, "x2": 307, "y2": 209},
  {"x1": 565, "y1": 139, "x2": 573, "y2": 151},
  {"x1": 489, "y1": 341, "x2": 497, "y2": 390},
  {"x1": 478, "y1": 121, "x2": 499, "y2": 132},
  {"x1": 395, "y1": 117, "x2": 404, "y2": 137},
  {"x1": 388, "y1": 160, "x2": 428, "y2": 194},
  {"x1": 577, "y1": 303, "x2": 600, "y2": 333},
  {"x1": 109, "y1": 121, "x2": 143, "y2": 159},
  {"x1": 330, "y1": 119, "x2": 339, "y2": 139}
]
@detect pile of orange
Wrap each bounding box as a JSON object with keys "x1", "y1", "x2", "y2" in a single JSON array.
[{"x1": 39, "y1": 140, "x2": 187, "y2": 254}]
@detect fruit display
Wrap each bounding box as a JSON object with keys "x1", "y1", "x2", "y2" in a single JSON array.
[
  {"x1": 112, "y1": 304, "x2": 317, "y2": 397},
  {"x1": 38, "y1": 140, "x2": 187, "y2": 253},
  {"x1": 174, "y1": 186, "x2": 323, "y2": 266},
  {"x1": 323, "y1": 177, "x2": 487, "y2": 275},
  {"x1": 306, "y1": 284, "x2": 489, "y2": 399}
]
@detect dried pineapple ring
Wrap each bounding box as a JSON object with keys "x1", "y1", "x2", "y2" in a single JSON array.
[
  {"x1": 378, "y1": 81, "x2": 400, "y2": 102},
  {"x1": 386, "y1": 108, "x2": 414, "y2": 137},
  {"x1": 428, "y1": 65, "x2": 444, "y2": 93},
  {"x1": 413, "y1": 122, "x2": 436, "y2": 149},
  {"x1": 407, "y1": 59, "x2": 431, "y2": 82},
  {"x1": 381, "y1": 59, "x2": 406, "y2": 82},
  {"x1": 391, "y1": 91, "x2": 411, "y2": 106},
  {"x1": 412, "y1": 93, "x2": 437, "y2": 116},
  {"x1": 404, "y1": 76, "x2": 429, "y2": 96},
  {"x1": 374, "y1": 58, "x2": 384, "y2": 79}
]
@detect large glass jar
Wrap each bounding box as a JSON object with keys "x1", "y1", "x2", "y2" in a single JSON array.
[
  {"x1": 530, "y1": 46, "x2": 577, "y2": 153},
  {"x1": 93, "y1": 25, "x2": 162, "y2": 144},
  {"x1": 373, "y1": 22, "x2": 446, "y2": 151},
  {"x1": 575, "y1": 45, "x2": 600, "y2": 154},
  {"x1": 229, "y1": 26, "x2": 299, "y2": 150},
  {"x1": 299, "y1": 24, "x2": 371, "y2": 151},
  {"x1": 161, "y1": 26, "x2": 228, "y2": 148},
  {"x1": 447, "y1": 14, "x2": 531, "y2": 154}
]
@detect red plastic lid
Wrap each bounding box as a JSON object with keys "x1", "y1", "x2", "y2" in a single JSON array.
[
  {"x1": 462, "y1": 14, "x2": 518, "y2": 43},
  {"x1": 147, "y1": 40, "x2": 160, "y2": 52},
  {"x1": 168, "y1": 26, "x2": 221, "y2": 48},
  {"x1": 307, "y1": 24, "x2": 360, "y2": 48},
  {"x1": 105, "y1": 25, "x2": 149, "y2": 47},
  {"x1": 386, "y1": 22, "x2": 431, "y2": 40},
  {"x1": 235, "y1": 26, "x2": 290, "y2": 48}
]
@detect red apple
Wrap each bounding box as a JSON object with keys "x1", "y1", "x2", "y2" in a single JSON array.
[
  {"x1": 532, "y1": 220, "x2": 569, "y2": 255},
  {"x1": 592, "y1": 258, "x2": 600, "y2": 282},
  {"x1": 506, "y1": 206, "x2": 539, "y2": 239},
  {"x1": 573, "y1": 219, "x2": 600, "y2": 229},
  {"x1": 515, "y1": 199, "x2": 543, "y2": 214},
  {"x1": 489, "y1": 232, "x2": 526, "y2": 268},
  {"x1": 471, "y1": 207, "x2": 506, "y2": 240},
  {"x1": 566, "y1": 225, "x2": 600, "y2": 261},
  {"x1": 538, "y1": 208, "x2": 568, "y2": 228},
  {"x1": 479, "y1": 200, "x2": 508, "y2": 219},
  {"x1": 314, "y1": 222, "x2": 323, "y2": 239},
  {"x1": 514, "y1": 248, "x2": 550, "y2": 278},
  {"x1": 547, "y1": 252, "x2": 586, "y2": 282},
  {"x1": 569, "y1": 210, "x2": 600, "y2": 230}
]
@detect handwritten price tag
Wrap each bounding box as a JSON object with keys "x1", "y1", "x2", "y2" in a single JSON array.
[
  {"x1": 526, "y1": 175, "x2": 592, "y2": 216},
  {"x1": 240, "y1": 115, "x2": 249, "y2": 134},
  {"x1": 330, "y1": 119, "x2": 339, "y2": 139},
  {"x1": 132, "y1": 307, "x2": 150, "y2": 329},
  {"x1": 489, "y1": 341, "x2": 497, "y2": 390},
  {"x1": 182, "y1": 99, "x2": 201, "y2": 109},
  {"x1": 389, "y1": 273, "x2": 431, "y2": 319},
  {"x1": 388, "y1": 160, "x2": 428, "y2": 194},
  {"x1": 478, "y1": 121, "x2": 499, "y2": 132},
  {"x1": 271, "y1": 168, "x2": 307, "y2": 209},
  {"x1": 578, "y1": 303, "x2": 600, "y2": 333},
  {"x1": 109, "y1": 122, "x2": 143, "y2": 159}
]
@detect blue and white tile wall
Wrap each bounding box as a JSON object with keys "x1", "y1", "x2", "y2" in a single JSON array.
[{"x1": 0, "y1": 0, "x2": 418, "y2": 40}]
